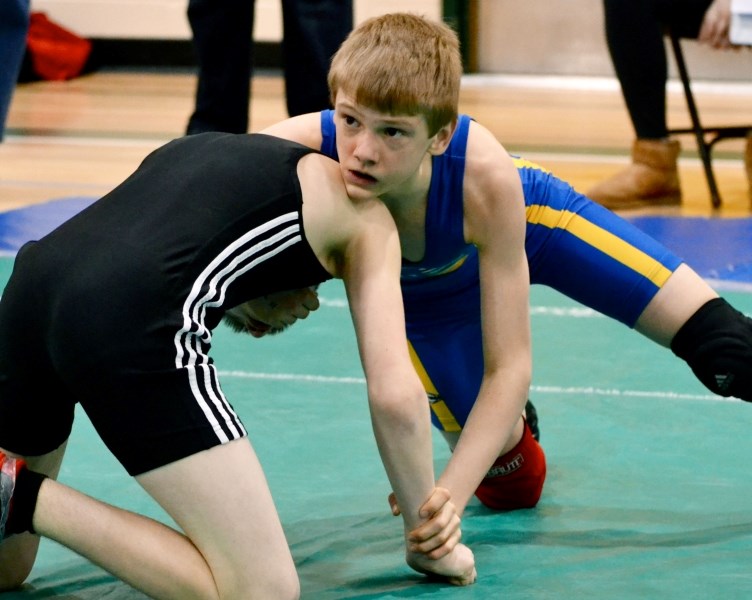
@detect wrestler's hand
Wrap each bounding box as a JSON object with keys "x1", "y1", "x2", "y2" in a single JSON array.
[
  {"x1": 243, "y1": 286, "x2": 320, "y2": 337},
  {"x1": 406, "y1": 543, "x2": 477, "y2": 586},
  {"x1": 391, "y1": 488, "x2": 476, "y2": 585},
  {"x1": 391, "y1": 487, "x2": 462, "y2": 559}
]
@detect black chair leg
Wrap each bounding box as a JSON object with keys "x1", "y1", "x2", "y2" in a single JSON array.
[{"x1": 668, "y1": 32, "x2": 723, "y2": 208}]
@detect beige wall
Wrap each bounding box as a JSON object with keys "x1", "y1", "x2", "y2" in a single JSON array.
[
  {"x1": 29, "y1": 0, "x2": 441, "y2": 40},
  {"x1": 476, "y1": 0, "x2": 752, "y2": 81},
  {"x1": 27, "y1": 0, "x2": 752, "y2": 81}
]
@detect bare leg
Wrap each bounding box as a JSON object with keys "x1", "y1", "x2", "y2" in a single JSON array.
[
  {"x1": 24, "y1": 438, "x2": 299, "y2": 600},
  {"x1": 634, "y1": 263, "x2": 718, "y2": 347},
  {"x1": 0, "y1": 442, "x2": 67, "y2": 590}
]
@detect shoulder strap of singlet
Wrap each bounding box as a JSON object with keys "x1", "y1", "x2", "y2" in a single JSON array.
[
  {"x1": 424, "y1": 114, "x2": 473, "y2": 254},
  {"x1": 320, "y1": 110, "x2": 338, "y2": 160}
]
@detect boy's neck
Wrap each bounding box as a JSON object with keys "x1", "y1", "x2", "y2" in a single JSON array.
[
  {"x1": 380, "y1": 153, "x2": 434, "y2": 215},
  {"x1": 379, "y1": 154, "x2": 434, "y2": 263}
]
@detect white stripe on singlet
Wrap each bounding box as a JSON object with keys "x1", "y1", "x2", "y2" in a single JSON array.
[{"x1": 173, "y1": 211, "x2": 302, "y2": 442}]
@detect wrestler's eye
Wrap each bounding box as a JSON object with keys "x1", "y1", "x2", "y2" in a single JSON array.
[{"x1": 343, "y1": 115, "x2": 359, "y2": 128}]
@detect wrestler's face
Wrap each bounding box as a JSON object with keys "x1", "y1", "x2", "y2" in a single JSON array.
[
  {"x1": 223, "y1": 304, "x2": 287, "y2": 338},
  {"x1": 223, "y1": 287, "x2": 320, "y2": 338},
  {"x1": 332, "y1": 92, "x2": 452, "y2": 202}
]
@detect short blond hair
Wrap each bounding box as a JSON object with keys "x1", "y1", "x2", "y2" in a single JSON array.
[{"x1": 328, "y1": 13, "x2": 462, "y2": 136}]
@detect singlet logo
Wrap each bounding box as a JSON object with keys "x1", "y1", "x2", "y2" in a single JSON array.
[{"x1": 401, "y1": 253, "x2": 470, "y2": 280}]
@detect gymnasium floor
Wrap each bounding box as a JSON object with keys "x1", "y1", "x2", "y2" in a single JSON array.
[{"x1": 0, "y1": 70, "x2": 751, "y2": 599}]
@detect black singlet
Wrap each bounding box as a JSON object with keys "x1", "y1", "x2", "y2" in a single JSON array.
[{"x1": 0, "y1": 133, "x2": 332, "y2": 475}]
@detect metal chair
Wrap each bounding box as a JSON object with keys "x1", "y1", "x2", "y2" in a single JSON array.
[{"x1": 666, "y1": 29, "x2": 752, "y2": 208}]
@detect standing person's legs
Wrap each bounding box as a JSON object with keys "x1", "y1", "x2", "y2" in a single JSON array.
[
  {"x1": 605, "y1": 0, "x2": 711, "y2": 139},
  {"x1": 280, "y1": 0, "x2": 352, "y2": 116},
  {"x1": 0, "y1": 0, "x2": 30, "y2": 141},
  {"x1": 604, "y1": 0, "x2": 669, "y2": 140},
  {"x1": 588, "y1": 0, "x2": 711, "y2": 209},
  {"x1": 187, "y1": 0, "x2": 255, "y2": 134}
]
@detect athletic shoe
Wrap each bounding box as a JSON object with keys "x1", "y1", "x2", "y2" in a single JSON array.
[
  {"x1": 524, "y1": 399, "x2": 540, "y2": 442},
  {"x1": 0, "y1": 452, "x2": 24, "y2": 542}
]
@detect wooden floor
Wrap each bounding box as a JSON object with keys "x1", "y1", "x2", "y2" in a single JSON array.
[{"x1": 1, "y1": 69, "x2": 750, "y2": 217}]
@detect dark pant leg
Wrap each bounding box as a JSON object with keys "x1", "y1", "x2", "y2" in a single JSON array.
[
  {"x1": 602, "y1": 0, "x2": 711, "y2": 139},
  {"x1": 0, "y1": 0, "x2": 30, "y2": 141},
  {"x1": 280, "y1": 0, "x2": 352, "y2": 116},
  {"x1": 187, "y1": 0, "x2": 255, "y2": 134}
]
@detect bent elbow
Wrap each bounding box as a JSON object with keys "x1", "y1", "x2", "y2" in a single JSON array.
[{"x1": 368, "y1": 381, "x2": 428, "y2": 428}]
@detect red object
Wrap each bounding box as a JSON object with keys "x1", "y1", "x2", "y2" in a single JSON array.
[
  {"x1": 474, "y1": 420, "x2": 547, "y2": 510},
  {"x1": 26, "y1": 12, "x2": 92, "y2": 81}
]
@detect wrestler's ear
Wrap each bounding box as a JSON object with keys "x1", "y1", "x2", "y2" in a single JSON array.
[{"x1": 428, "y1": 119, "x2": 457, "y2": 156}]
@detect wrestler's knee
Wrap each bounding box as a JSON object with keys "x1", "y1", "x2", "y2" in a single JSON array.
[
  {"x1": 671, "y1": 298, "x2": 752, "y2": 402},
  {"x1": 0, "y1": 534, "x2": 38, "y2": 590},
  {"x1": 474, "y1": 421, "x2": 546, "y2": 511}
]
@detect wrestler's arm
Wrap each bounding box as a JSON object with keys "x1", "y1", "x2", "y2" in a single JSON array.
[
  {"x1": 437, "y1": 122, "x2": 533, "y2": 514},
  {"x1": 259, "y1": 113, "x2": 323, "y2": 148},
  {"x1": 343, "y1": 202, "x2": 475, "y2": 585},
  {"x1": 301, "y1": 155, "x2": 476, "y2": 585}
]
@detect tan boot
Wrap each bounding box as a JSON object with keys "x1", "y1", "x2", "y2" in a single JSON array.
[
  {"x1": 587, "y1": 139, "x2": 682, "y2": 210},
  {"x1": 745, "y1": 132, "x2": 752, "y2": 206}
]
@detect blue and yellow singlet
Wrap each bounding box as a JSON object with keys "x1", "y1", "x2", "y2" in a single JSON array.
[{"x1": 320, "y1": 110, "x2": 682, "y2": 430}]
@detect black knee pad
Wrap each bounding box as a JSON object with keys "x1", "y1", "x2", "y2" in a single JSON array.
[{"x1": 671, "y1": 298, "x2": 752, "y2": 401}]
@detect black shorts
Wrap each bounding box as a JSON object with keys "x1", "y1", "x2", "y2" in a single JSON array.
[{"x1": 0, "y1": 239, "x2": 250, "y2": 477}]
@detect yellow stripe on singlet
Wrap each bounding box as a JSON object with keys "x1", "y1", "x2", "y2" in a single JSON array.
[
  {"x1": 525, "y1": 204, "x2": 674, "y2": 288},
  {"x1": 407, "y1": 341, "x2": 461, "y2": 432},
  {"x1": 512, "y1": 156, "x2": 550, "y2": 173}
]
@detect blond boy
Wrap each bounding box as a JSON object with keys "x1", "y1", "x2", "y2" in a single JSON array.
[{"x1": 263, "y1": 11, "x2": 751, "y2": 534}]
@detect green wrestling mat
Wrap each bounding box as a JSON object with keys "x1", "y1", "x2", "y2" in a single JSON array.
[{"x1": 2, "y1": 250, "x2": 752, "y2": 599}]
